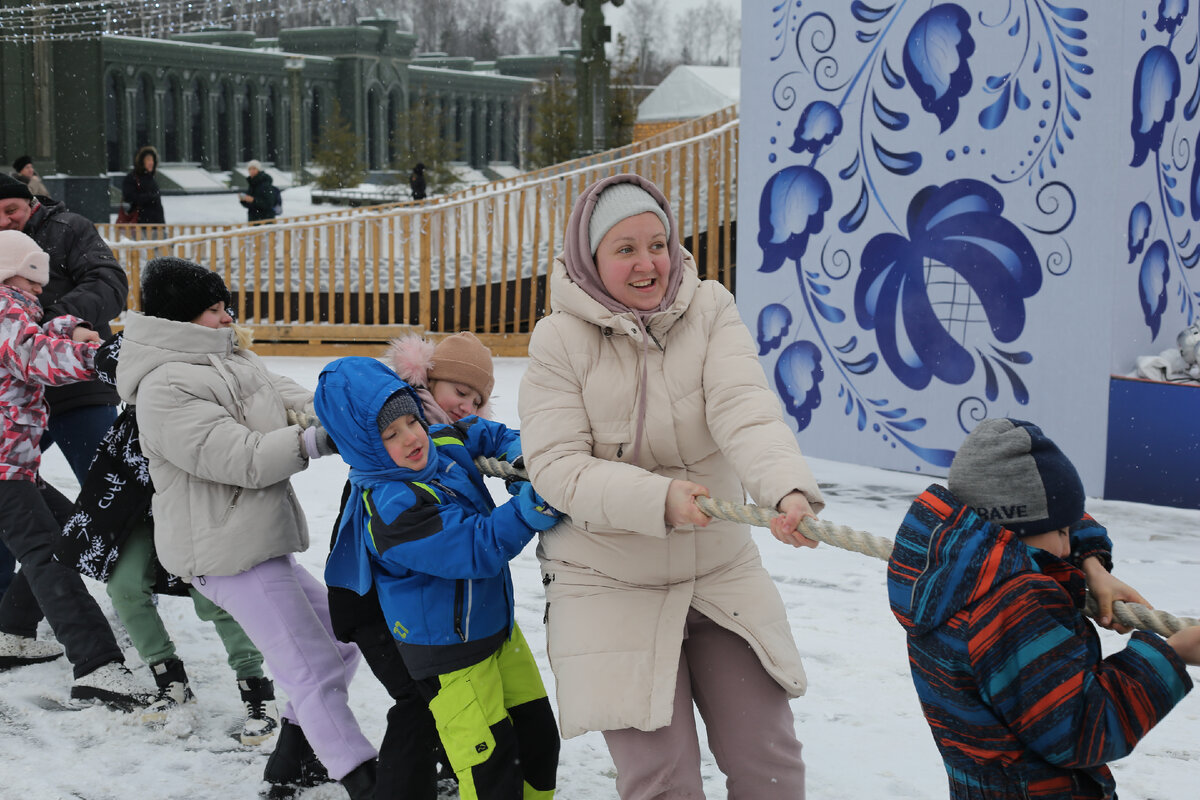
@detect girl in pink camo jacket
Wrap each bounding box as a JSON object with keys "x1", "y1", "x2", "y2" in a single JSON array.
[{"x1": 0, "y1": 229, "x2": 147, "y2": 710}]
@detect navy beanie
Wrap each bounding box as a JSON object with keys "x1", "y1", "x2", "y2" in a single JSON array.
[{"x1": 948, "y1": 418, "x2": 1085, "y2": 536}]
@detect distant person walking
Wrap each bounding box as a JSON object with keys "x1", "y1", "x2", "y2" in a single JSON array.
[
  {"x1": 409, "y1": 163, "x2": 427, "y2": 201},
  {"x1": 121, "y1": 145, "x2": 165, "y2": 225},
  {"x1": 239, "y1": 160, "x2": 277, "y2": 223},
  {"x1": 10, "y1": 156, "x2": 49, "y2": 199}
]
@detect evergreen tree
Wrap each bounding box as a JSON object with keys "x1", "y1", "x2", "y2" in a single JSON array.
[
  {"x1": 531, "y1": 70, "x2": 578, "y2": 167},
  {"x1": 392, "y1": 93, "x2": 461, "y2": 196},
  {"x1": 312, "y1": 98, "x2": 367, "y2": 190}
]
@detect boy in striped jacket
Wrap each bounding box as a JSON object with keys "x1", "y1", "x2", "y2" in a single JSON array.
[{"x1": 889, "y1": 417, "x2": 1200, "y2": 799}]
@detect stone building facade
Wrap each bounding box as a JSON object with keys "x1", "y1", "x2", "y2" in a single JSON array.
[{"x1": 1, "y1": 19, "x2": 576, "y2": 220}]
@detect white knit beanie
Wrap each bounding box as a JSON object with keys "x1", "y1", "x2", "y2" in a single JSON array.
[
  {"x1": 0, "y1": 230, "x2": 50, "y2": 286},
  {"x1": 587, "y1": 183, "x2": 671, "y2": 254}
]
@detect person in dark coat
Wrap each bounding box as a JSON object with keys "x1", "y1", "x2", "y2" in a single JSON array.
[
  {"x1": 239, "y1": 160, "x2": 277, "y2": 222},
  {"x1": 409, "y1": 162, "x2": 427, "y2": 201},
  {"x1": 121, "y1": 145, "x2": 166, "y2": 225},
  {"x1": 11, "y1": 155, "x2": 50, "y2": 199},
  {"x1": 888, "y1": 418, "x2": 1199, "y2": 800}
]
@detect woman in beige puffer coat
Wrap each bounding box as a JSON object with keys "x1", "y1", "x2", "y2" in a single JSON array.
[{"x1": 518, "y1": 174, "x2": 825, "y2": 799}]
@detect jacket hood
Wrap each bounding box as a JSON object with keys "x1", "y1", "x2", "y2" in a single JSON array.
[
  {"x1": 562, "y1": 173, "x2": 685, "y2": 319},
  {"x1": 134, "y1": 145, "x2": 159, "y2": 175},
  {"x1": 0, "y1": 284, "x2": 43, "y2": 320},
  {"x1": 27, "y1": 197, "x2": 66, "y2": 225},
  {"x1": 315, "y1": 356, "x2": 437, "y2": 597},
  {"x1": 314, "y1": 356, "x2": 437, "y2": 485},
  {"x1": 115, "y1": 311, "x2": 237, "y2": 405},
  {"x1": 888, "y1": 484, "x2": 1042, "y2": 636}
]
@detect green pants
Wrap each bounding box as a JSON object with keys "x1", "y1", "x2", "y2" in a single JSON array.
[
  {"x1": 425, "y1": 623, "x2": 559, "y2": 800},
  {"x1": 105, "y1": 521, "x2": 264, "y2": 678}
]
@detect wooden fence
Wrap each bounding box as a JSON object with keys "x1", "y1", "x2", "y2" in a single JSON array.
[{"x1": 106, "y1": 106, "x2": 739, "y2": 356}]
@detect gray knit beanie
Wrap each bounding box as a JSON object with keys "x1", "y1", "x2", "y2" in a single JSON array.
[
  {"x1": 376, "y1": 388, "x2": 423, "y2": 433},
  {"x1": 587, "y1": 183, "x2": 671, "y2": 254},
  {"x1": 948, "y1": 418, "x2": 1085, "y2": 536}
]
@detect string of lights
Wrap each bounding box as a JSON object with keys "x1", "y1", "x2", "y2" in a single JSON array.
[{"x1": 0, "y1": 0, "x2": 353, "y2": 42}]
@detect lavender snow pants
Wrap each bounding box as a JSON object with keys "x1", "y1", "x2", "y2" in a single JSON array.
[
  {"x1": 193, "y1": 554, "x2": 376, "y2": 780},
  {"x1": 602, "y1": 608, "x2": 805, "y2": 799}
]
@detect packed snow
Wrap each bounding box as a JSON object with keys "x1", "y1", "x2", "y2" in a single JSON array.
[{"x1": 3, "y1": 355, "x2": 1198, "y2": 799}]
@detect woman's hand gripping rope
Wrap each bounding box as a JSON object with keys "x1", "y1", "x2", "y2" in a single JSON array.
[{"x1": 473, "y1": 455, "x2": 1199, "y2": 638}]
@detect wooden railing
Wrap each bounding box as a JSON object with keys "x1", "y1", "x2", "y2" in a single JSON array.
[
  {"x1": 96, "y1": 203, "x2": 378, "y2": 242},
  {"x1": 106, "y1": 106, "x2": 739, "y2": 356}
]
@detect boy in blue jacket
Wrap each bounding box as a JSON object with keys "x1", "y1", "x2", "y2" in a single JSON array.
[
  {"x1": 888, "y1": 418, "x2": 1199, "y2": 799},
  {"x1": 314, "y1": 356, "x2": 560, "y2": 800}
]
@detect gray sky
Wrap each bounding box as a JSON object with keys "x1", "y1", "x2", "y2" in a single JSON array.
[{"x1": 605, "y1": 0, "x2": 739, "y2": 32}]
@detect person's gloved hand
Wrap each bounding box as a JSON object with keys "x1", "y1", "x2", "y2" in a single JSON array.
[
  {"x1": 502, "y1": 440, "x2": 523, "y2": 465},
  {"x1": 513, "y1": 482, "x2": 561, "y2": 531},
  {"x1": 501, "y1": 441, "x2": 527, "y2": 495},
  {"x1": 287, "y1": 408, "x2": 319, "y2": 430},
  {"x1": 301, "y1": 424, "x2": 338, "y2": 459}
]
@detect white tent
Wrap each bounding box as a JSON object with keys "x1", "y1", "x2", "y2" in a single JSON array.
[{"x1": 636, "y1": 65, "x2": 740, "y2": 125}]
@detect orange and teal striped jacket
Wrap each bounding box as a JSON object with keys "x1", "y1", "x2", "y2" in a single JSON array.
[{"x1": 888, "y1": 484, "x2": 1192, "y2": 799}]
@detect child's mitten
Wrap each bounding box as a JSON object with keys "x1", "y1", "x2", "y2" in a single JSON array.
[
  {"x1": 514, "y1": 482, "x2": 561, "y2": 531},
  {"x1": 301, "y1": 424, "x2": 337, "y2": 459}
]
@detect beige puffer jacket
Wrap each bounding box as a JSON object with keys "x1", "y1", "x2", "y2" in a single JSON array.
[
  {"x1": 116, "y1": 312, "x2": 314, "y2": 581},
  {"x1": 518, "y1": 254, "x2": 825, "y2": 738}
]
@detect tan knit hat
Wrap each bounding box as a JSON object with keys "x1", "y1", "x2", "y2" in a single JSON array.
[{"x1": 429, "y1": 332, "x2": 495, "y2": 403}]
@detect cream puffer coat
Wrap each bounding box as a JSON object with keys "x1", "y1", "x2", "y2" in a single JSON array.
[
  {"x1": 518, "y1": 254, "x2": 825, "y2": 738},
  {"x1": 115, "y1": 312, "x2": 314, "y2": 581}
]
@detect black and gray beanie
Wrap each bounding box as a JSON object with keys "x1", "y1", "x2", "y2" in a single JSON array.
[
  {"x1": 376, "y1": 388, "x2": 424, "y2": 433},
  {"x1": 140, "y1": 257, "x2": 232, "y2": 323},
  {"x1": 948, "y1": 418, "x2": 1085, "y2": 537}
]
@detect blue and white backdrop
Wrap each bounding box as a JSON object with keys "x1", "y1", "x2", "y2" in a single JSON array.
[{"x1": 737, "y1": 0, "x2": 1197, "y2": 494}]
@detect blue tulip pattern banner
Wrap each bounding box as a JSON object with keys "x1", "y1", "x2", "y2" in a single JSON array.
[{"x1": 752, "y1": 0, "x2": 1113, "y2": 468}]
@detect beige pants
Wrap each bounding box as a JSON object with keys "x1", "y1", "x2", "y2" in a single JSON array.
[{"x1": 602, "y1": 608, "x2": 805, "y2": 799}]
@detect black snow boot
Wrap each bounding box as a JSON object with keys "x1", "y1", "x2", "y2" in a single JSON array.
[
  {"x1": 340, "y1": 759, "x2": 377, "y2": 800},
  {"x1": 262, "y1": 718, "x2": 333, "y2": 797},
  {"x1": 141, "y1": 658, "x2": 195, "y2": 723},
  {"x1": 237, "y1": 676, "x2": 279, "y2": 745}
]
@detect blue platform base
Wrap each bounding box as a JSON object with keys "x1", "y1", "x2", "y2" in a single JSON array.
[{"x1": 1105, "y1": 376, "x2": 1200, "y2": 510}]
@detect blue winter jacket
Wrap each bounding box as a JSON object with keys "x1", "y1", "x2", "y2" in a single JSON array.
[{"x1": 315, "y1": 356, "x2": 535, "y2": 678}]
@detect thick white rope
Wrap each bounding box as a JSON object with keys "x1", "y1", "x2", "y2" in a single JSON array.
[{"x1": 475, "y1": 456, "x2": 1198, "y2": 636}]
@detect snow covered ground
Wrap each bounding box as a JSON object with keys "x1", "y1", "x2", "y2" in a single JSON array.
[
  {"x1": 1, "y1": 354, "x2": 1198, "y2": 799},
  {"x1": 3, "y1": 193, "x2": 1197, "y2": 798}
]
